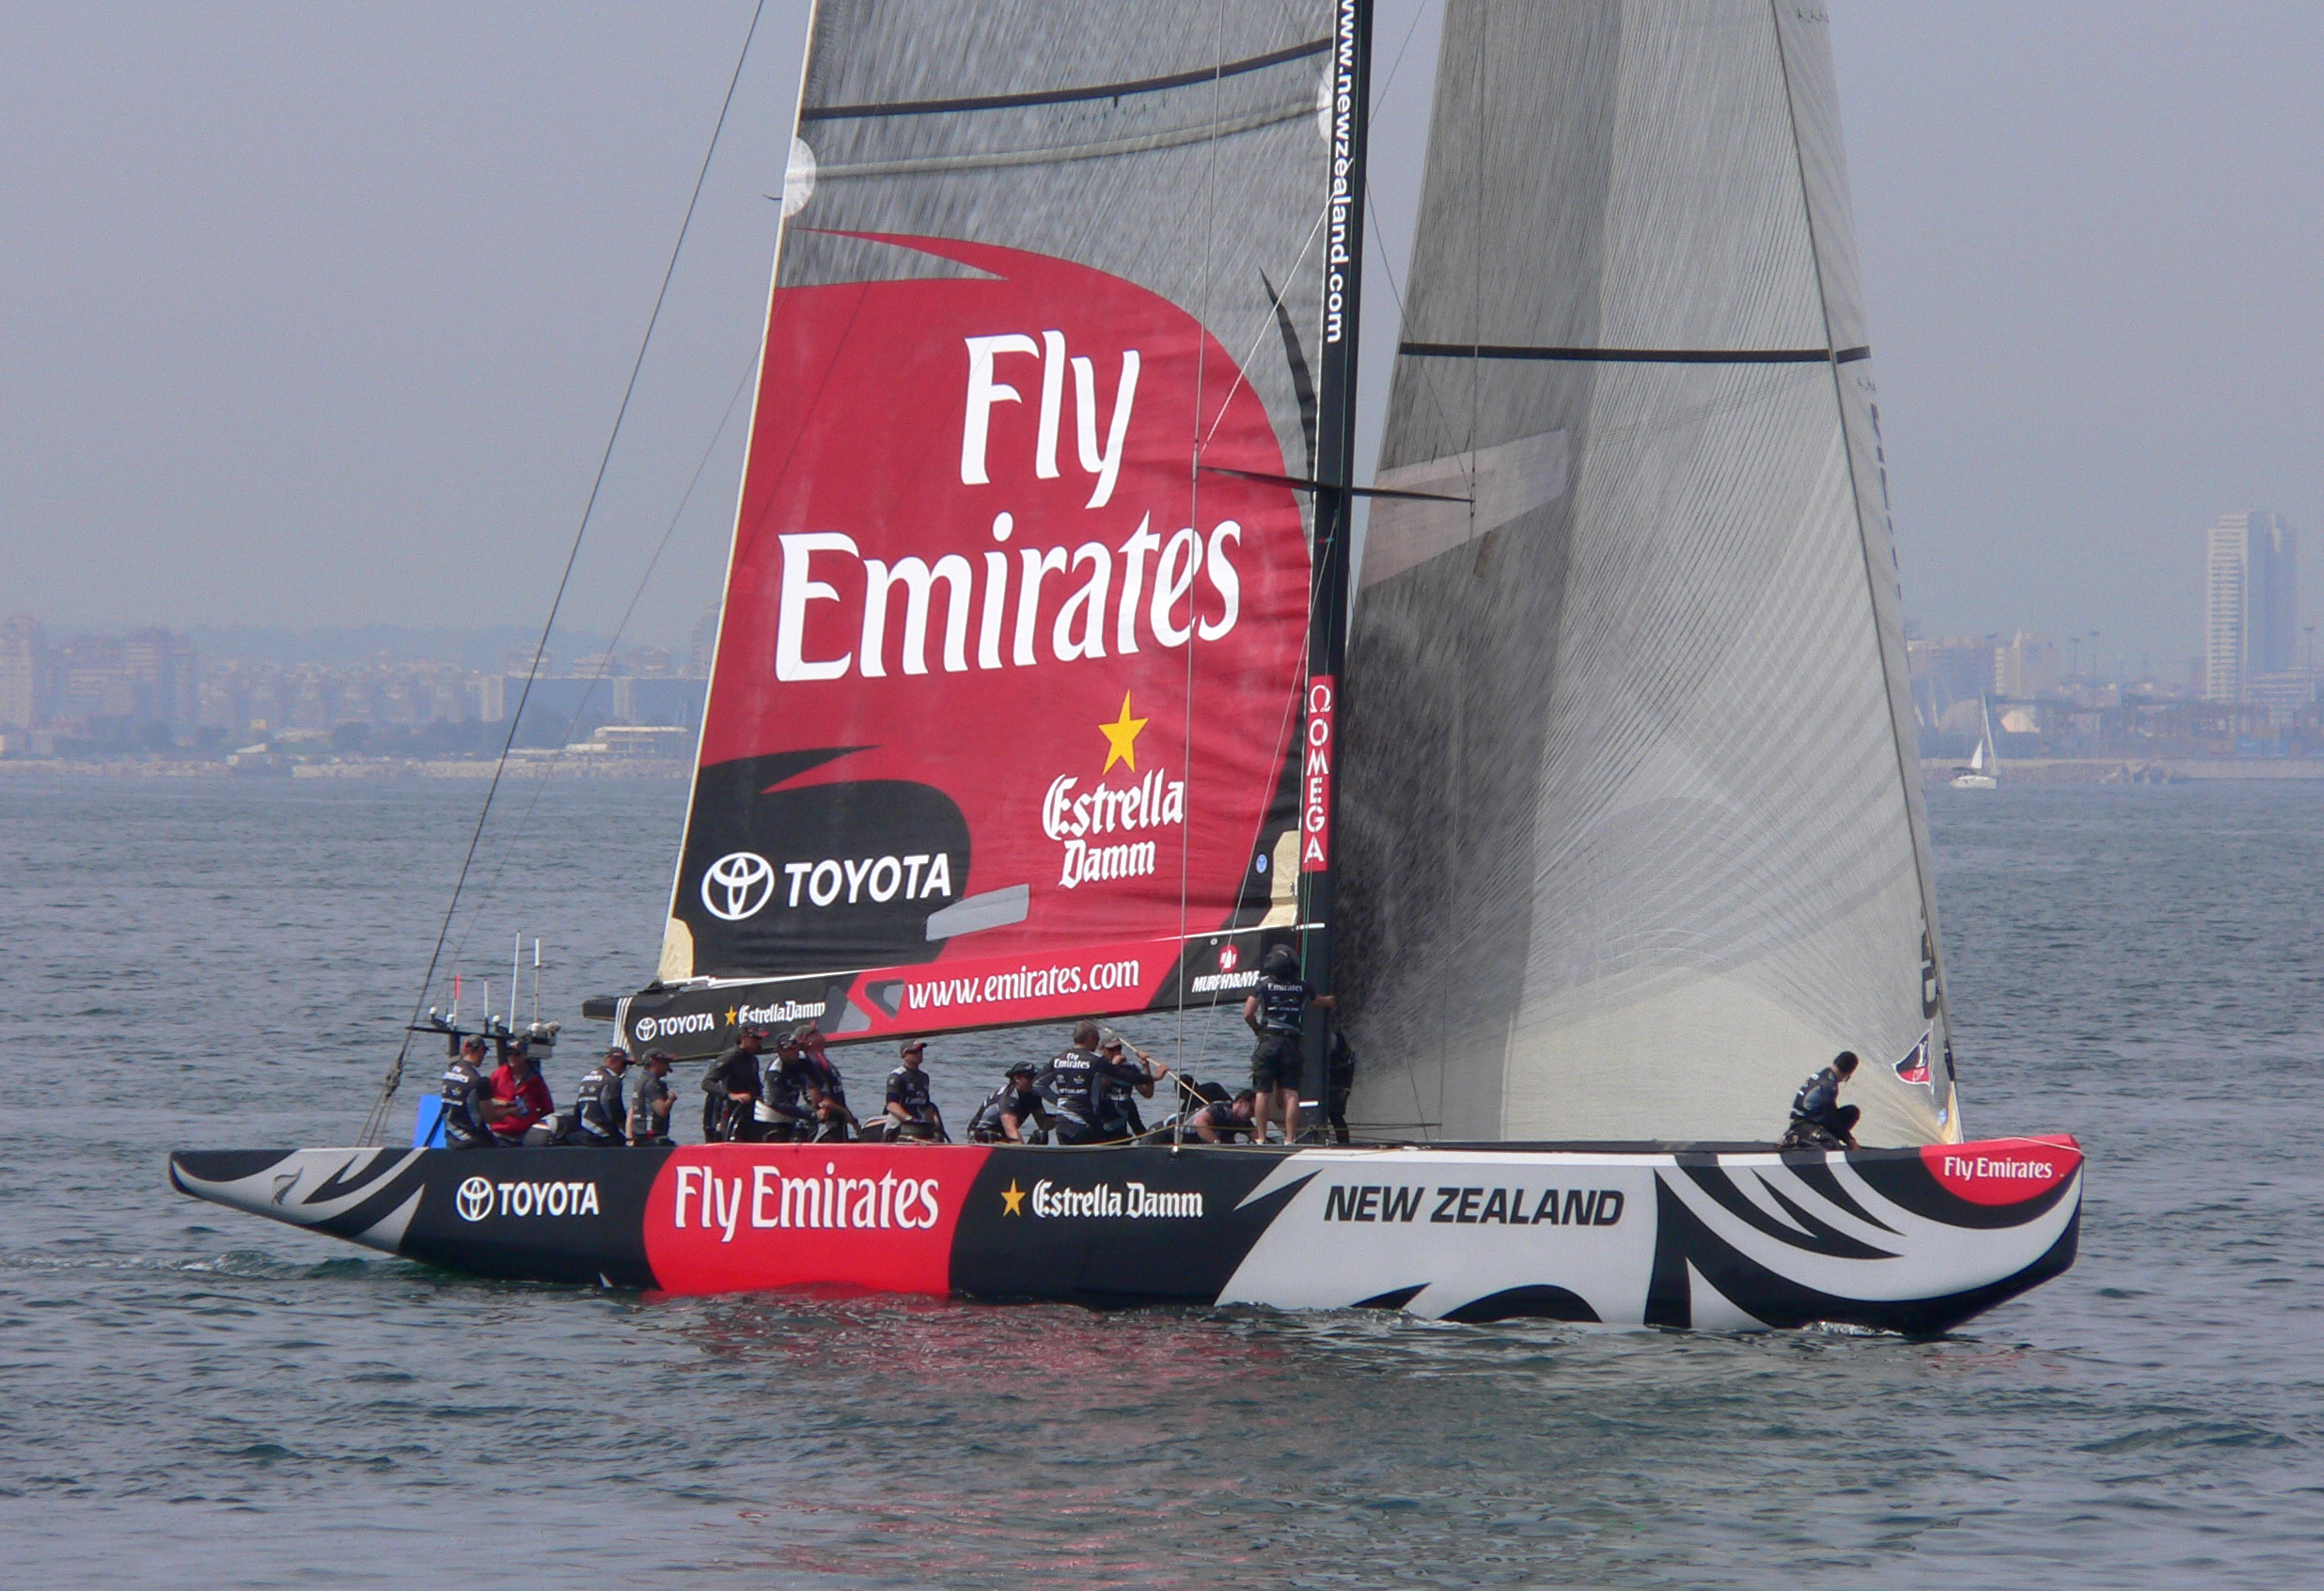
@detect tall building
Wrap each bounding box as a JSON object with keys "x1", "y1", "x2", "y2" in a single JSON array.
[
  {"x1": 2204, "y1": 511, "x2": 2297, "y2": 704},
  {"x1": 688, "y1": 603, "x2": 721, "y2": 678},
  {"x1": 1993, "y1": 632, "x2": 2059, "y2": 697},
  {"x1": 0, "y1": 615, "x2": 44, "y2": 730}
]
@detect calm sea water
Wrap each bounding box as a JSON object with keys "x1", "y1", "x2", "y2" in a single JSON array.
[{"x1": 3, "y1": 771, "x2": 2320, "y2": 1588}]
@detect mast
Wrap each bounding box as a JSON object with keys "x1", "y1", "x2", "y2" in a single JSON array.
[{"x1": 1296, "y1": 0, "x2": 1372, "y2": 1120}]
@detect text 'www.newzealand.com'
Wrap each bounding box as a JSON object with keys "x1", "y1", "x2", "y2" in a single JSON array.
[{"x1": 903, "y1": 957, "x2": 1143, "y2": 1011}]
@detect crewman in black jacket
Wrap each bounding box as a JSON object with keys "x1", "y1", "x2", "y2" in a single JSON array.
[
  {"x1": 1242, "y1": 945, "x2": 1333, "y2": 1145},
  {"x1": 572, "y1": 1048, "x2": 632, "y2": 1146},
  {"x1": 1782, "y1": 1051, "x2": 1861, "y2": 1150},
  {"x1": 702, "y1": 1028, "x2": 766, "y2": 1142},
  {"x1": 883, "y1": 1039, "x2": 946, "y2": 1141},
  {"x1": 628, "y1": 1050, "x2": 677, "y2": 1145},
  {"x1": 968, "y1": 1063, "x2": 1052, "y2": 1142},
  {"x1": 440, "y1": 1035, "x2": 509, "y2": 1149},
  {"x1": 1037, "y1": 1020, "x2": 1150, "y2": 1145}
]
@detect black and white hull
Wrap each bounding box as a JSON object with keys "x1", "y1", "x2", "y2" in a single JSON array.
[{"x1": 172, "y1": 1136, "x2": 2080, "y2": 1334}]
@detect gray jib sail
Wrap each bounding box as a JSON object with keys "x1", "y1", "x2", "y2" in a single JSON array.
[{"x1": 1340, "y1": 1, "x2": 1958, "y2": 1147}]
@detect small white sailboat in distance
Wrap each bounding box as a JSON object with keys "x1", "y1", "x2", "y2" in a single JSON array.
[{"x1": 1952, "y1": 696, "x2": 2000, "y2": 790}]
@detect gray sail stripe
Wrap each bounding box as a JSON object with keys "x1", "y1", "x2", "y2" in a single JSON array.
[
  {"x1": 816, "y1": 100, "x2": 1314, "y2": 181},
  {"x1": 803, "y1": 36, "x2": 1331, "y2": 120},
  {"x1": 1400, "y1": 341, "x2": 1870, "y2": 364}
]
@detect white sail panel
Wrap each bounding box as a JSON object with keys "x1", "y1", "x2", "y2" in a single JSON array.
[{"x1": 1341, "y1": 1, "x2": 1957, "y2": 1146}]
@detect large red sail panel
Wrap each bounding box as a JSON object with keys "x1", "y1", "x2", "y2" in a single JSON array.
[
  {"x1": 653, "y1": 5, "x2": 1336, "y2": 1039},
  {"x1": 670, "y1": 234, "x2": 1304, "y2": 1007}
]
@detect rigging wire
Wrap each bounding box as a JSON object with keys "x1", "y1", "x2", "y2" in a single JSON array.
[
  {"x1": 441, "y1": 353, "x2": 759, "y2": 979},
  {"x1": 357, "y1": 0, "x2": 770, "y2": 1145}
]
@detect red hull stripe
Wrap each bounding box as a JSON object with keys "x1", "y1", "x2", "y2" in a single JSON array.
[{"x1": 644, "y1": 1143, "x2": 993, "y2": 1296}]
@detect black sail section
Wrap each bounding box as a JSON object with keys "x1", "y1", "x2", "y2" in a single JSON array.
[
  {"x1": 648, "y1": 1, "x2": 1337, "y2": 1051},
  {"x1": 1339, "y1": 2, "x2": 1955, "y2": 1146}
]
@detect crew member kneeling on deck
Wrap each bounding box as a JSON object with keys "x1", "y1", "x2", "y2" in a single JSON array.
[
  {"x1": 571, "y1": 1047, "x2": 631, "y2": 1146},
  {"x1": 1039, "y1": 1020, "x2": 1146, "y2": 1145},
  {"x1": 628, "y1": 1050, "x2": 676, "y2": 1145},
  {"x1": 441, "y1": 1035, "x2": 510, "y2": 1148},
  {"x1": 1242, "y1": 946, "x2": 1333, "y2": 1145},
  {"x1": 882, "y1": 1039, "x2": 946, "y2": 1142},
  {"x1": 969, "y1": 1062, "x2": 1052, "y2": 1142},
  {"x1": 1781, "y1": 1050, "x2": 1861, "y2": 1150},
  {"x1": 1186, "y1": 1088, "x2": 1259, "y2": 1143}
]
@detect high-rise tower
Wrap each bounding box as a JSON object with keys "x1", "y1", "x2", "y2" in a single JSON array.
[{"x1": 2204, "y1": 512, "x2": 2297, "y2": 703}]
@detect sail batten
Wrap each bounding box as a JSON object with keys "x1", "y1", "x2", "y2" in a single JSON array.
[{"x1": 1342, "y1": 0, "x2": 1957, "y2": 1148}]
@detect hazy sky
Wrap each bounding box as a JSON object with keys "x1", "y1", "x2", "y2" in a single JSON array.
[{"x1": 4, "y1": 2, "x2": 2318, "y2": 676}]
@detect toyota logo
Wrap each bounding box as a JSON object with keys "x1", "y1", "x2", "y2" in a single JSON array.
[
  {"x1": 633, "y1": 1016, "x2": 658, "y2": 1041},
  {"x1": 700, "y1": 851, "x2": 777, "y2": 922},
  {"x1": 456, "y1": 1176, "x2": 494, "y2": 1222}
]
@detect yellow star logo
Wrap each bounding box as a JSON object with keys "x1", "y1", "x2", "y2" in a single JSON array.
[
  {"x1": 1000, "y1": 1180, "x2": 1027, "y2": 1216},
  {"x1": 724, "y1": 1006, "x2": 738, "y2": 1026},
  {"x1": 1098, "y1": 691, "x2": 1148, "y2": 774}
]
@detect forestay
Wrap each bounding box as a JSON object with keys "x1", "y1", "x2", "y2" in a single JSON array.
[
  {"x1": 647, "y1": 0, "x2": 1339, "y2": 1050},
  {"x1": 1340, "y1": 0, "x2": 1958, "y2": 1146}
]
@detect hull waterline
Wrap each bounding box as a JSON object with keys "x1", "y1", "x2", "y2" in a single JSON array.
[{"x1": 171, "y1": 1137, "x2": 2080, "y2": 1334}]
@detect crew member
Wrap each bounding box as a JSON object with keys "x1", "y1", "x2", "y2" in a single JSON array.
[
  {"x1": 489, "y1": 1038, "x2": 554, "y2": 1145},
  {"x1": 1185, "y1": 1088, "x2": 1259, "y2": 1143},
  {"x1": 1241, "y1": 945, "x2": 1333, "y2": 1145},
  {"x1": 440, "y1": 1035, "x2": 509, "y2": 1149},
  {"x1": 628, "y1": 1049, "x2": 677, "y2": 1145},
  {"x1": 1037, "y1": 1020, "x2": 1148, "y2": 1145},
  {"x1": 1096, "y1": 1033, "x2": 1168, "y2": 1139},
  {"x1": 572, "y1": 1047, "x2": 632, "y2": 1146},
  {"x1": 753, "y1": 1036, "x2": 813, "y2": 1142},
  {"x1": 1782, "y1": 1050, "x2": 1861, "y2": 1150},
  {"x1": 1327, "y1": 1029, "x2": 1357, "y2": 1146},
  {"x1": 702, "y1": 1027, "x2": 766, "y2": 1142},
  {"x1": 780, "y1": 1020, "x2": 855, "y2": 1142},
  {"x1": 968, "y1": 1063, "x2": 1051, "y2": 1143},
  {"x1": 883, "y1": 1039, "x2": 946, "y2": 1142}
]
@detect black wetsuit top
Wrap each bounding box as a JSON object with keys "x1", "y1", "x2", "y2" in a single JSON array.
[
  {"x1": 440, "y1": 1057, "x2": 495, "y2": 1147},
  {"x1": 1252, "y1": 971, "x2": 1312, "y2": 1036},
  {"x1": 573, "y1": 1063, "x2": 628, "y2": 1142},
  {"x1": 786, "y1": 1048, "x2": 847, "y2": 1111},
  {"x1": 1038, "y1": 1048, "x2": 1145, "y2": 1127},
  {"x1": 969, "y1": 1082, "x2": 1045, "y2": 1139},
  {"x1": 705, "y1": 1046, "x2": 762, "y2": 1103},
  {"x1": 628, "y1": 1070, "x2": 673, "y2": 1141},
  {"x1": 1790, "y1": 1067, "x2": 1847, "y2": 1131},
  {"x1": 886, "y1": 1064, "x2": 935, "y2": 1121}
]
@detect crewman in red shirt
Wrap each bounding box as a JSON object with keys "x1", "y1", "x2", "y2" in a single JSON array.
[{"x1": 489, "y1": 1039, "x2": 555, "y2": 1145}]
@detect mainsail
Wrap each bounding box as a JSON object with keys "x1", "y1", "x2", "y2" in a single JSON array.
[
  {"x1": 1341, "y1": 0, "x2": 1959, "y2": 1146},
  {"x1": 632, "y1": 1, "x2": 1343, "y2": 1054}
]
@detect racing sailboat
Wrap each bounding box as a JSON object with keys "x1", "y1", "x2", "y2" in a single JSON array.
[
  {"x1": 1952, "y1": 696, "x2": 2000, "y2": 789},
  {"x1": 173, "y1": 0, "x2": 2080, "y2": 1332}
]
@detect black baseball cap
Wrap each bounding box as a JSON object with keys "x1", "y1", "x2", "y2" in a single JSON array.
[
  {"x1": 900, "y1": 1038, "x2": 927, "y2": 1056},
  {"x1": 1006, "y1": 1060, "x2": 1038, "y2": 1079}
]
